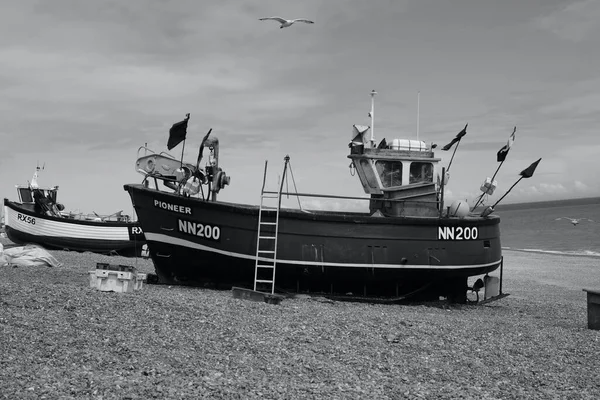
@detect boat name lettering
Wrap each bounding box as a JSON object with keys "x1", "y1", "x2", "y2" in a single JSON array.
[
  {"x1": 131, "y1": 226, "x2": 143, "y2": 235},
  {"x1": 437, "y1": 226, "x2": 478, "y2": 240},
  {"x1": 154, "y1": 200, "x2": 192, "y2": 215},
  {"x1": 17, "y1": 213, "x2": 36, "y2": 225},
  {"x1": 178, "y1": 219, "x2": 221, "y2": 241}
]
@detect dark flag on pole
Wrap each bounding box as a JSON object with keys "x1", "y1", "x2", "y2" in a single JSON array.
[
  {"x1": 196, "y1": 128, "x2": 213, "y2": 168},
  {"x1": 442, "y1": 123, "x2": 468, "y2": 151},
  {"x1": 519, "y1": 158, "x2": 541, "y2": 178},
  {"x1": 167, "y1": 113, "x2": 190, "y2": 150},
  {"x1": 497, "y1": 127, "x2": 516, "y2": 162}
]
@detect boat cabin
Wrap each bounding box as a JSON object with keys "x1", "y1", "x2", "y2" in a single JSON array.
[
  {"x1": 348, "y1": 125, "x2": 441, "y2": 217},
  {"x1": 17, "y1": 185, "x2": 58, "y2": 205},
  {"x1": 15, "y1": 184, "x2": 63, "y2": 217}
]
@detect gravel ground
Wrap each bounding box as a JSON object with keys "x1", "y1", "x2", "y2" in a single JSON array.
[{"x1": 1, "y1": 237, "x2": 599, "y2": 399}]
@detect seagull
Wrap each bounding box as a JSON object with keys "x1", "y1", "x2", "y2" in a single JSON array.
[
  {"x1": 259, "y1": 16, "x2": 315, "y2": 29},
  {"x1": 555, "y1": 217, "x2": 595, "y2": 226}
]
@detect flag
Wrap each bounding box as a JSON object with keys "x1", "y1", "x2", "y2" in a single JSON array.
[
  {"x1": 519, "y1": 158, "x2": 541, "y2": 178},
  {"x1": 196, "y1": 128, "x2": 213, "y2": 167},
  {"x1": 167, "y1": 113, "x2": 190, "y2": 150},
  {"x1": 497, "y1": 126, "x2": 516, "y2": 162},
  {"x1": 441, "y1": 123, "x2": 468, "y2": 151}
]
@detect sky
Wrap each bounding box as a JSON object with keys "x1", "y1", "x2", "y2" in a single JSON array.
[{"x1": 1, "y1": 0, "x2": 599, "y2": 217}]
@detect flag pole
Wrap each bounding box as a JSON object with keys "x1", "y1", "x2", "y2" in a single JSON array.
[
  {"x1": 446, "y1": 140, "x2": 461, "y2": 173},
  {"x1": 472, "y1": 160, "x2": 504, "y2": 210},
  {"x1": 180, "y1": 139, "x2": 186, "y2": 169},
  {"x1": 179, "y1": 113, "x2": 190, "y2": 170},
  {"x1": 195, "y1": 128, "x2": 213, "y2": 171},
  {"x1": 481, "y1": 158, "x2": 541, "y2": 216},
  {"x1": 472, "y1": 126, "x2": 516, "y2": 210},
  {"x1": 370, "y1": 90, "x2": 377, "y2": 147},
  {"x1": 441, "y1": 123, "x2": 467, "y2": 172},
  {"x1": 490, "y1": 176, "x2": 523, "y2": 209}
]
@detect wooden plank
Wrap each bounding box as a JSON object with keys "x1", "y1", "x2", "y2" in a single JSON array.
[{"x1": 231, "y1": 287, "x2": 283, "y2": 305}]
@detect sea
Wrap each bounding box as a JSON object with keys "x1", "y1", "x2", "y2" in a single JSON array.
[{"x1": 493, "y1": 197, "x2": 600, "y2": 258}]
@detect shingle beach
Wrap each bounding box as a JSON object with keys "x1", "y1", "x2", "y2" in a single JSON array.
[{"x1": 1, "y1": 237, "x2": 599, "y2": 399}]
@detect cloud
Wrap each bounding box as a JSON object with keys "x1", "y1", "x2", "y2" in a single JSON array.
[
  {"x1": 537, "y1": 91, "x2": 600, "y2": 117},
  {"x1": 534, "y1": 0, "x2": 600, "y2": 42},
  {"x1": 574, "y1": 181, "x2": 589, "y2": 192},
  {"x1": 514, "y1": 180, "x2": 600, "y2": 201},
  {"x1": 1, "y1": 1, "x2": 599, "y2": 212}
]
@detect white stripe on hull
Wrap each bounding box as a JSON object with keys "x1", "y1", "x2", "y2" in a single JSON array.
[
  {"x1": 145, "y1": 232, "x2": 501, "y2": 270},
  {"x1": 5, "y1": 205, "x2": 131, "y2": 240}
]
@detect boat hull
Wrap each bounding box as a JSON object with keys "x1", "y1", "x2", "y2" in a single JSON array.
[
  {"x1": 125, "y1": 184, "x2": 502, "y2": 298},
  {"x1": 3, "y1": 199, "x2": 146, "y2": 256}
]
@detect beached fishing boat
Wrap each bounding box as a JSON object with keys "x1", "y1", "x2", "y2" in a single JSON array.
[
  {"x1": 125, "y1": 91, "x2": 540, "y2": 302},
  {"x1": 3, "y1": 166, "x2": 146, "y2": 256}
]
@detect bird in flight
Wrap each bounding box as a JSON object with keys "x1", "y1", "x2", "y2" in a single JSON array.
[
  {"x1": 555, "y1": 217, "x2": 595, "y2": 226},
  {"x1": 259, "y1": 17, "x2": 315, "y2": 29}
]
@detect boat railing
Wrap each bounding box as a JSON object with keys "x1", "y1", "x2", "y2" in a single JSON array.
[
  {"x1": 262, "y1": 190, "x2": 440, "y2": 205},
  {"x1": 136, "y1": 145, "x2": 178, "y2": 161},
  {"x1": 137, "y1": 145, "x2": 155, "y2": 159}
]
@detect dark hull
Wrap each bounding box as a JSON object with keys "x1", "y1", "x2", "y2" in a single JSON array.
[
  {"x1": 3, "y1": 199, "x2": 146, "y2": 256},
  {"x1": 125, "y1": 184, "x2": 503, "y2": 298}
]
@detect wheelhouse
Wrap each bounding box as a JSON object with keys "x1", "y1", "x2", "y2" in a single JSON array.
[{"x1": 348, "y1": 126, "x2": 440, "y2": 217}]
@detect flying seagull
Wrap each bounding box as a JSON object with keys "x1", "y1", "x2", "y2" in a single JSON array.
[
  {"x1": 555, "y1": 217, "x2": 595, "y2": 226},
  {"x1": 259, "y1": 16, "x2": 315, "y2": 29}
]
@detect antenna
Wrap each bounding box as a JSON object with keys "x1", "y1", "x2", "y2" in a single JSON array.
[
  {"x1": 416, "y1": 91, "x2": 420, "y2": 141},
  {"x1": 369, "y1": 89, "x2": 377, "y2": 146}
]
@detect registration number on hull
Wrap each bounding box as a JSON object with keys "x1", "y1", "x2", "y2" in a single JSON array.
[
  {"x1": 17, "y1": 213, "x2": 36, "y2": 225},
  {"x1": 437, "y1": 226, "x2": 478, "y2": 240},
  {"x1": 178, "y1": 219, "x2": 221, "y2": 242}
]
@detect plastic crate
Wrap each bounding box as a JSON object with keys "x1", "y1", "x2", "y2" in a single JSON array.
[
  {"x1": 89, "y1": 270, "x2": 135, "y2": 293},
  {"x1": 89, "y1": 263, "x2": 147, "y2": 293}
]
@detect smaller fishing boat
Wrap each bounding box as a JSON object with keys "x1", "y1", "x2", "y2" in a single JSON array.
[{"x1": 3, "y1": 166, "x2": 146, "y2": 256}]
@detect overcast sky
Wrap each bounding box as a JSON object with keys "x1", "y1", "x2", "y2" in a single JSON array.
[{"x1": 1, "y1": 0, "x2": 599, "y2": 216}]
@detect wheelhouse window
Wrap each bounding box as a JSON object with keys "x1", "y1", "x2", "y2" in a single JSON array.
[
  {"x1": 409, "y1": 162, "x2": 433, "y2": 184},
  {"x1": 359, "y1": 159, "x2": 379, "y2": 189},
  {"x1": 18, "y1": 188, "x2": 34, "y2": 203},
  {"x1": 375, "y1": 161, "x2": 402, "y2": 188}
]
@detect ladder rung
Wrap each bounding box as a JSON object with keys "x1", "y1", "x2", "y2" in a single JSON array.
[
  {"x1": 255, "y1": 279, "x2": 274, "y2": 284},
  {"x1": 256, "y1": 264, "x2": 275, "y2": 268},
  {"x1": 258, "y1": 236, "x2": 276, "y2": 240},
  {"x1": 258, "y1": 250, "x2": 275, "y2": 254},
  {"x1": 260, "y1": 222, "x2": 277, "y2": 226},
  {"x1": 262, "y1": 194, "x2": 279, "y2": 199}
]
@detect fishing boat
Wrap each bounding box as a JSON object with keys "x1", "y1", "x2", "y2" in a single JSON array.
[
  {"x1": 3, "y1": 166, "x2": 146, "y2": 256},
  {"x1": 124, "y1": 91, "x2": 540, "y2": 302}
]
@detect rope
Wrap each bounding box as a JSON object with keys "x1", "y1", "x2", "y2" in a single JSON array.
[{"x1": 287, "y1": 162, "x2": 303, "y2": 211}]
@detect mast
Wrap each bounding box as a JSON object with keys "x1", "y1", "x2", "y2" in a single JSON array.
[
  {"x1": 416, "y1": 91, "x2": 420, "y2": 141},
  {"x1": 369, "y1": 89, "x2": 377, "y2": 147}
]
